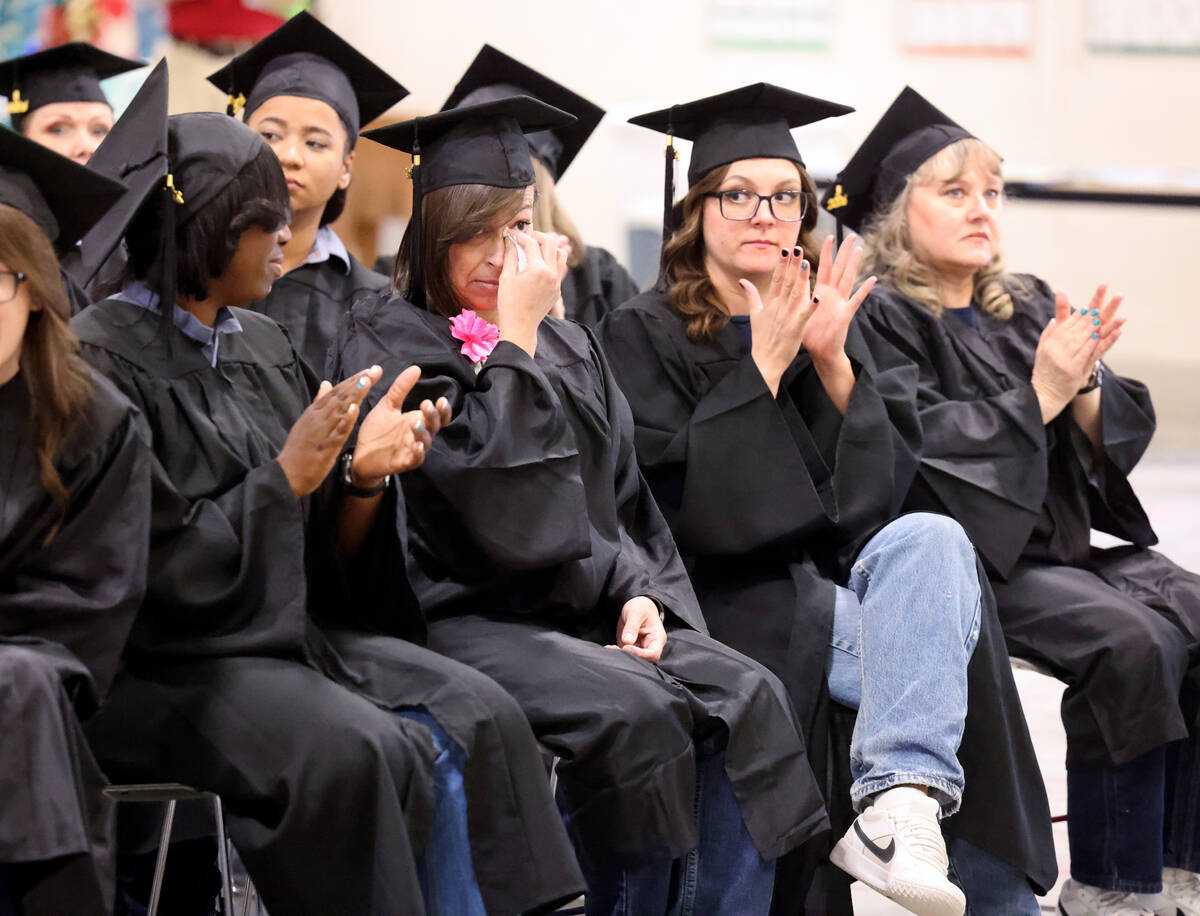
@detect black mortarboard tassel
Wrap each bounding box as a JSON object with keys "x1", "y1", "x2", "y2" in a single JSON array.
[
  {"x1": 822, "y1": 86, "x2": 975, "y2": 234},
  {"x1": 0, "y1": 124, "x2": 126, "y2": 250},
  {"x1": 362, "y1": 96, "x2": 575, "y2": 308},
  {"x1": 206, "y1": 11, "x2": 408, "y2": 143},
  {"x1": 0, "y1": 42, "x2": 143, "y2": 130},
  {"x1": 442, "y1": 44, "x2": 604, "y2": 182}
]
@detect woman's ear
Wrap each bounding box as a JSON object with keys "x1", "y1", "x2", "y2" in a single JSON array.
[{"x1": 339, "y1": 148, "x2": 355, "y2": 191}]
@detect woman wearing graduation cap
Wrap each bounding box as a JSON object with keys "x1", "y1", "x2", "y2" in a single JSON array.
[
  {"x1": 71, "y1": 90, "x2": 584, "y2": 915},
  {"x1": 0, "y1": 41, "x2": 143, "y2": 166},
  {"x1": 836, "y1": 86, "x2": 1200, "y2": 916},
  {"x1": 441, "y1": 44, "x2": 640, "y2": 327},
  {"x1": 331, "y1": 93, "x2": 827, "y2": 916},
  {"x1": 598, "y1": 83, "x2": 1058, "y2": 915},
  {"x1": 0, "y1": 127, "x2": 151, "y2": 914},
  {"x1": 206, "y1": 12, "x2": 398, "y2": 376}
]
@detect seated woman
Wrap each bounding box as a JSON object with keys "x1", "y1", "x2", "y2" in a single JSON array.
[
  {"x1": 207, "y1": 12, "x2": 396, "y2": 376},
  {"x1": 835, "y1": 86, "x2": 1200, "y2": 916},
  {"x1": 332, "y1": 95, "x2": 827, "y2": 916},
  {"x1": 441, "y1": 44, "x2": 639, "y2": 326},
  {"x1": 72, "y1": 107, "x2": 582, "y2": 916},
  {"x1": 600, "y1": 83, "x2": 1057, "y2": 916},
  {"x1": 0, "y1": 129, "x2": 149, "y2": 914}
]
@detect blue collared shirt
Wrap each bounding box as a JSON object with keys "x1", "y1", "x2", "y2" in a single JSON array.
[
  {"x1": 301, "y1": 225, "x2": 352, "y2": 276},
  {"x1": 116, "y1": 281, "x2": 244, "y2": 367}
]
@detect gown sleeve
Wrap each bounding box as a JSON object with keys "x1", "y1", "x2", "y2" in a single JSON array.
[
  {"x1": 0, "y1": 375, "x2": 151, "y2": 698},
  {"x1": 331, "y1": 305, "x2": 591, "y2": 573},
  {"x1": 859, "y1": 290, "x2": 1050, "y2": 578}
]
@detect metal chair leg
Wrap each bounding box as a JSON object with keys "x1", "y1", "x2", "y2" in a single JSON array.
[
  {"x1": 211, "y1": 796, "x2": 235, "y2": 916},
  {"x1": 146, "y1": 799, "x2": 176, "y2": 916}
]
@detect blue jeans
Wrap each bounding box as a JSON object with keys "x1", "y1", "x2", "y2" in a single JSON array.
[
  {"x1": 394, "y1": 709, "x2": 486, "y2": 916},
  {"x1": 580, "y1": 746, "x2": 774, "y2": 916},
  {"x1": 826, "y1": 513, "x2": 982, "y2": 814},
  {"x1": 947, "y1": 837, "x2": 1040, "y2": 915},
  {"x1": 1068, "y1": 733, "x2": 1200, "y2": 893}
]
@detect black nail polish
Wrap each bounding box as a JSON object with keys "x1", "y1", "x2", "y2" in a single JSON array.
[
  {"x1": 793, "y1": 247, "x2": 802, "y2": 258},
  {"x1": 781, "y1": 248, "x2": 789, "y2": 258}
]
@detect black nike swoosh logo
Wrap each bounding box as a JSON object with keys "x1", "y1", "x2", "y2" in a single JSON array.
[{"x1": 854, "y1": 821, "x2": 896, "y2": 863}]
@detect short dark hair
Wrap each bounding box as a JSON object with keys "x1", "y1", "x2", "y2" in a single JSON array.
[
  {"x1": 320, "y1": 185, "x2": 346, "y2": 227},
  {"x1": 127, "y1": 144, "x2": 290, "y2": 300}
]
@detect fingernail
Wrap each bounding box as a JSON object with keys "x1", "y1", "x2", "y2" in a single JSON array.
[
  {"x1": 1091, "y1": 309, "x2": 1100, "y2": 316},
  {"x1": 793, "y1": 247, "x2": 801, "y2": 257},
  {"x1": 781, "y1": 248, "x2": 789, "y2": 258},
  {"x1": 1069, "y1": 307, "x2": 1075, "y2": 314},
  {"x1": 1092, "y1": 332, "x2": 1098, "y2": 339},
  {"x1": 1093, "y1": 318, "x2": 1100, "y2": 326},
  {"x1": 357, "y1": 377, "x2": 367, "y2": 388},
  {"x1": 801, "y1": 260, "x2": 809, "y2": 271},
  {"x1": 414, "y1": 421, "x2": 423, "y2": 432}
]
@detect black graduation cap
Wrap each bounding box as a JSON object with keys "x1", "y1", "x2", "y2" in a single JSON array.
[
  {"x1": 822, "y1": 86, "x2": 974, "y2": 233},
  {"x1": 442, "y1": 44, "x2": 604, "y2": 182},
  {"x1": 72, "y1": 59, "x2": 170, "y2": 289},
  {"x1": 0, "y1": 42, "x2": 144, "y2": 126},
  {"x1": 206, "y1": 11, "x2": 408, "y2": 143},
  {"x1": 0, "y1": 121, "x2": 126, "y2": 250},
  {"x1": 361, "y1": 96, "x2": 575, "y2": 308},
  {"x1": 629, "y1": 83, "x2": 853, "y2": 243}
]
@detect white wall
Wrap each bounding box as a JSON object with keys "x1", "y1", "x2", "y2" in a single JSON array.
[{"x1": 323, "y1": 0, "x2": 1200, "y2": 441}]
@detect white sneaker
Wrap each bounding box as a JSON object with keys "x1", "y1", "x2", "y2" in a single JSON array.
[
  {"x1": 1160, "y1": 867, "x2": 1200, "y2": 916},
  {"x1": 829, "y1": 786, "x2": 965, "y2": 916},
  {"x1": 1057, "y1": 878, "x2": 1155, "y2": 915}
]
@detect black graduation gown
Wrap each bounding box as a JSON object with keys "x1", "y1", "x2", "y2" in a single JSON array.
[
  {"x1": 560, "y1": 245, "x2": 639, "y2": 327},
  {"x1": 1, "y1": 369, "x2": 150, "y2": 913},
  {"x1": 859, "y1": 277, "x2": 1200, "y2": 767},
  {"x1": 597, "y1": 290, "x2": 1058, "y2": 900},
  {"x1": 329, "y1": 294, "x2": 829, "y2": 875},
  {"x1": 71, "y1": 297, "x2": 582, "y2": 916},
  {"x1": 248, "y1": 246, "x2": 388, "y2": 378}
]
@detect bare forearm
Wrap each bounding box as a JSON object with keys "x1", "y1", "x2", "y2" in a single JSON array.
[
  {"x1": 812, "y1": 353, "x2": 856, "y2": 416},
  {"x1": 1071, "y1": 388, "x2": 1104, "y2": 450}
]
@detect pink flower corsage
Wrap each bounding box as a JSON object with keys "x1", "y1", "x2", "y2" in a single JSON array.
[{"x1": 449, "y1": 309, "x2": 499, "y2": 372}]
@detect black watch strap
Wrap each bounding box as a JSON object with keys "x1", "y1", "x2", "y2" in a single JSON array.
[{"x1": 340, "y1": 452, "x2": 388, "y2": 498}]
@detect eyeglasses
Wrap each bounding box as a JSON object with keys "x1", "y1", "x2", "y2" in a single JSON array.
[
  {"x1": 0, "y1": 271, "x2": 25, "y2": 304},
  {"x1": 706, "y1": 188, "x2": 809, "y2": 222}
]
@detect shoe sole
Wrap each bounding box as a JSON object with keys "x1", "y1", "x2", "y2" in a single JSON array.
[{"x1": 831, "y1": 837, "x2": 965, "y2": 916}]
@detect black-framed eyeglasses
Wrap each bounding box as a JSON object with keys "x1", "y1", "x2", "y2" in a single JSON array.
[
  {"x1": 0, "y1": 271, "x2": 25, "y2": 304},
  {"x1": 706, "y1": 188, "x2": 809, "y2": 222}
]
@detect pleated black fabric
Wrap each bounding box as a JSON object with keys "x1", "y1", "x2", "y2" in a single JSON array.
[
  {"x1": 330, "y1": 294, "x2": 829, "y2": 872},
  {"x1": 597, "y1": 290, "x2": 1057, "y2": 898},
  {"x1": 860, "y1": 276, "x2": 1200, "y2": 767},
  {"x1": 559, "y1": 245, "x2": 639, "y2": 328},
  {"x1": 248, "y1": 250, "x2": 387, "y2": 378}
]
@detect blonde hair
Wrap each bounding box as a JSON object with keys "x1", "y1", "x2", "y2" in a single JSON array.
[
  {"x1": 531, "y1": 156, "x2": 585, "y2": 269},
  {"x1": 861, "y1": 137, "x2": 1025, "y2": 319}
]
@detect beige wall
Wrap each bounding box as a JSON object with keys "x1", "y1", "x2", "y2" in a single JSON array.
[{"x1": 324, "y1": 0, "x2": 1200, "y2": 442}]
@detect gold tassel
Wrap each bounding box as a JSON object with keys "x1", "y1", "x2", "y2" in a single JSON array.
[
  {"x1": 7, "y1": 90, "x2": 29, "y2": 115},
  {"x1": 165, "y1": 174, "x2": 185, "y2": 205},
  {"x1": 825, "y1": 184, "x2": 849, "y2": 210}
]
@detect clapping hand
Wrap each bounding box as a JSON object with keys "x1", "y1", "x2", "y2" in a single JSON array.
[
  {"x1": 351, "y1": 365, "x2": 452, "y2": 487},
  {"x1": 1031, "y1": 285, "x2": 1124, "y2": 422}
]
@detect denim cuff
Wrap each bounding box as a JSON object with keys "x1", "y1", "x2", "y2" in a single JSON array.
[
  {"x1": 1068, "y1": 867, "x2": 1163, "y2": 895},
  {"x1": 851, "y1": 773, "x2": 964, "y2": 818}
]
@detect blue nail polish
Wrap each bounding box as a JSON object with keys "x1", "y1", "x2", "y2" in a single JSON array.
[
  {"x1": 357, "y1": 377, "x2": 367, "y2": 388},
  {"x1": 1093, "y1": 318, "x2": 1100, "y2": 326},
  {"x1": 414, "y1": 422, "x2": 423, "y2": 432},
  {"x1": 1092, "y1": 333, "x2": 1098, "y2": 339},
  {"x1": 801, "y1": 260, "x2": 809, "y2": 271},
  {"x1": 1091, "y1": 309, "x2": 1100, "y2": 316}
]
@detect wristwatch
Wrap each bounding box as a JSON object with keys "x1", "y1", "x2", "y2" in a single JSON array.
[
  {"x1": 339, "y1": 451, "x2": 389, "y2": 498},
  {"x1": 1078, "y1": 362, "x2": 1104, "y2": 395}
]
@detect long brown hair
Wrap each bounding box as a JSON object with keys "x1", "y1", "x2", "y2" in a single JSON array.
[
  {"x1": 861, "y1": 137, "x2": 1026, "y2": 319},
  {"x1": 660, "y1": 161, "x2": 822, "y2": 340},
  {"x1": 394, "y1": 183, "x2": 530, "y2": 318},
  {"x1": 0, "y1": 204, "x2": 94, "y2": 512}
]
